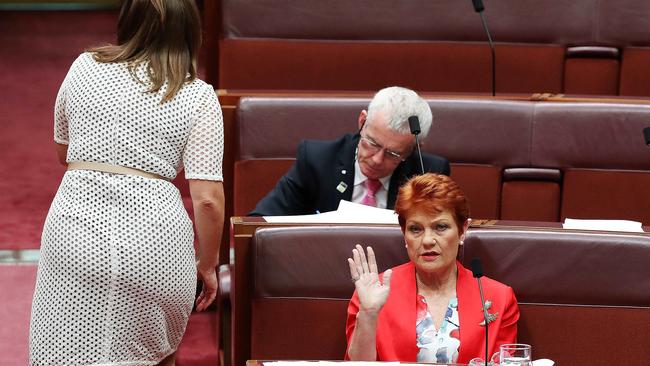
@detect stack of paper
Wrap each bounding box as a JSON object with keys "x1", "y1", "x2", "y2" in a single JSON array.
[
  {"x1": 266, "y1": 362, "x2": 399, "y2": 366},
  {"x1": 562, "y1": 218, "x2": 643, "y2": 232},
  {"x1": 264, "y1": 200, "x2": 399, "y2": 224},
  {"x1": 264, "y1": 360, "x2": 554, "y2": 366}
]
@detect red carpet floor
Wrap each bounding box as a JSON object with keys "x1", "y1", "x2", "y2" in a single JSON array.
[
  {"x1": 0, "y1": 10, "x2": 118, "y2": 249},
  {"x1": 0, "y1": 10, "x2": 218, "y2": 366},
  {"x1": 0, "y1": 264, "x2": 37, "y2": 365}
]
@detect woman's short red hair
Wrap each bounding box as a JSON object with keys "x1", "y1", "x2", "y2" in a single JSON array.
[{"x1": 395, "y1": 173, "x2": 470, "y2": 232}]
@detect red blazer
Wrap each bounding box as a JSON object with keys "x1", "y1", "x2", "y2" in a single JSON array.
[{"x1": 345, "y1": 261, "x2": 519, "y2": 364}]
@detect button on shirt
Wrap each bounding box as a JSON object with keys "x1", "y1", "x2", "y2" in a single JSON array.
[{"x1": 351, "y1": 160, "x2": 391, "y2": 209}]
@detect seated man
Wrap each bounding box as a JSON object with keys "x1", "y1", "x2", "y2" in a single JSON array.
[{"x1": 250, "y1": 86, "x2": 450, "y2": 216}]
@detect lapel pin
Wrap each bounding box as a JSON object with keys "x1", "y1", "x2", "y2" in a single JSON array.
[
  {"x1": 478, "y1": 300, "x2": 499, "y2": 326},
  {"x1": 336, "y1": 182, "x2": 348, "y2": 193},
  {"x1": 341, "y1": 169, "x2": 347, "y2": 175}
]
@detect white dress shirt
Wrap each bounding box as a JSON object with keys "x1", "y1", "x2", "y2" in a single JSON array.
[{"x1": 351, "y1": 160, "x2": 391, "y2": 209}]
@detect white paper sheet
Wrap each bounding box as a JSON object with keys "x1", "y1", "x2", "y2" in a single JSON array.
[
  {"x1": 562, "y1": 218, "x2": 643, "y2": 232},
  {"x1": 265, "y1": 362, "x2": 399, "y2": 366},
  {"x1": 264, "y1": 360, "x2": 553, "y2": 366},
  {"x1": 263, "y1": 200, "x2": 399, "y2": 224},
  {"x1": 335, "y1": 200, "x2": 399, "y2": 224},
  {"x1": 263, "y1": 210, "x2": 345, "y2": 224}
]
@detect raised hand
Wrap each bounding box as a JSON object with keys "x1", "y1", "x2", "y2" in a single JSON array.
[{"x1": 347, "y1": 244, "x2": 393, "y2": 314}]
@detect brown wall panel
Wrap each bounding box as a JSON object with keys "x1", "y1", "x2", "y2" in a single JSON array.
[
  {"x1": 494, "y1": 44, "x2": 564, "y2": 94},
  {"x1": 219, "y1": 40, "x2": 564, "y2": 94},
  {"x1": 518, "y1": 304, "x2": 650, "y2": 366},
  {"x1": 564, "y1": 58, "x2": 619, "y2": 95},
  {"x1": 561, "y1": 169, "x2": 650, "y2": 224},
  {"x1": 619, "y1": 48, "x2": 650, "y2": 97},
  {"x1": 450, "y1": 164, "x2": 502, "y2": 220},
  {"x1": 219, "y1": 39, "x2": 491, "y2": 92},
  {"x1": 233, "y1": 159, "x2": 295, "y2": 216},
  {"x1": 501, "y1": 181, "x2": 560, "y2": 221},
  {"x1": 250, "y1": 299, "x2": 348, "y2": 361}
]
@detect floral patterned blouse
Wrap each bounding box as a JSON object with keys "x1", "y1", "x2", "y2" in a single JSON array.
[{"x1": 416, "y1": 295, "x2": 461, "y2": 363}]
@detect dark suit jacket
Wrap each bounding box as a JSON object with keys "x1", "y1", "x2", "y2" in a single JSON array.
[{"x1": 249, "y1": 133, "x2": 451, "y2": 216}]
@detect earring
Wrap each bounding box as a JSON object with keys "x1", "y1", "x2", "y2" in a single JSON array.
[{"x1": 459, "y1": 240, "x2": 464, "y2": 246}]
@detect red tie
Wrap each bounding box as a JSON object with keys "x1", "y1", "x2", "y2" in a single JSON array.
[{"x1": 361, "y1": 179, "x2": 382, "y2": 207}]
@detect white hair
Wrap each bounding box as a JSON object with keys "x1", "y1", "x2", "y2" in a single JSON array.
[{"x1": 366, "y1": 86, "x2": 433, "y2": 138}]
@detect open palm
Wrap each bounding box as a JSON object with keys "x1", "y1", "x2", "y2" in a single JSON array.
[{"x1": 348, "y1": 244, "x2": 393, "y2": 313}]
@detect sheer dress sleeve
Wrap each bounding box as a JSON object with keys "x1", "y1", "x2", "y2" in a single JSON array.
[
  {"x1": 53, "y1": 72, "x2": 70, "y2": 145},
  {"x1": 182, "y1": 84, "x2": 224, "y2": 181}
]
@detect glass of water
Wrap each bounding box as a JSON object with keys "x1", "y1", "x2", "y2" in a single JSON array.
[
  {"x1": 468, "y1": 351, "x2": 504, "y2": 366},
  {"x1": 500, "y1": 343, "x2": 532, "y2": 366}
]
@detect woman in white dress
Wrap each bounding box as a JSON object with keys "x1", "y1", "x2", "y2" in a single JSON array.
[{"x1": 29, "y1": 1, "x2": 224, "y2": 365}]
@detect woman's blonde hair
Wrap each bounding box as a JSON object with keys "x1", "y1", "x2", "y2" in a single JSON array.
[{"x1": 89, "y1": 0, "x2": 202, "y2": 103}]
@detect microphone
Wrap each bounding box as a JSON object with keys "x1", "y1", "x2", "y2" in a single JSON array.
[
  {"x1": 470, "y1": 0, "x2": 496, "y2": 97},
  {"x1": 471, "y1": 258, "x2": 489, "y2": 366},
  {"x1": 408, "y1": 116, "x2": 425, "y2": 174},
  {"x1": 471, "y1": 0, "x2": 485, "y2": 12},
  {"x1": 643, "y1": 127, "x2": 650, "y2": 146}
]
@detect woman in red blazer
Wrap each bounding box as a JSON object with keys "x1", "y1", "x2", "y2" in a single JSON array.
[{"x1": 345, "y1": 173, "x2": 519, "y2": 364}]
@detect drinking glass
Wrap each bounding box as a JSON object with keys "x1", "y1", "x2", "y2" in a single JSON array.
[
  {"x1": 467, "y1": 358, "x2": 487, "y2": 366},
  {"x1": 468, "y1": 352, "x2": 502, "y2": 366},
  {"x1": 499, "y1": 343, "x2": 532, "y2": 366}
]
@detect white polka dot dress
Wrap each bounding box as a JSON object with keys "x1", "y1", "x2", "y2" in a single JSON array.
[{"x1": 29, "y1": 53, "x2": 223, "y2": 365}]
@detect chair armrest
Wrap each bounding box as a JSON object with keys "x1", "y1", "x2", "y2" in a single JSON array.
[{"x1": 218, "y1": 263, "x2": 231, "y2": 304}]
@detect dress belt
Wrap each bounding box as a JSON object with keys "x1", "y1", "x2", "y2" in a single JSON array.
[{"x1": 67, "y1": 161, "x2": 167, "y2": 180}]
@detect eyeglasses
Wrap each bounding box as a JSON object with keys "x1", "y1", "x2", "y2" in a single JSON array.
[{"x1": 359, "y1": 135, "x2": 406, "y2": 161}]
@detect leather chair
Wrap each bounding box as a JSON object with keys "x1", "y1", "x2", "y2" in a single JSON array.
[
  {"x1": 463, "y1": 226, "x2": 650, "y2": 365},
  {"x1": 531, "y1": 102, "x2": 650, "y2": 224}
]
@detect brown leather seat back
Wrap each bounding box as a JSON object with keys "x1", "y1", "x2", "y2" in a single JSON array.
[
  {"x1": 463, "y1": 228, "x2": 650, "y2": 306},
  {"x1": 426, "y1": 99, "x2": 533, "y2": 219},
  {"x1": 532, "y1": 102, "x2": 650, "y2": 224},
  {"x1": 462, "y1": 227, "x2": 650, "y2": 365},
  {"x1": 236, "y1": 98, "x2": 367, "y2": 160},
  {"x1": 234, "y1": 98, "x2": 367, "y2": 215},
  {"x1": 250, "y1": 225, "x2": 407, "y2": 360}
]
